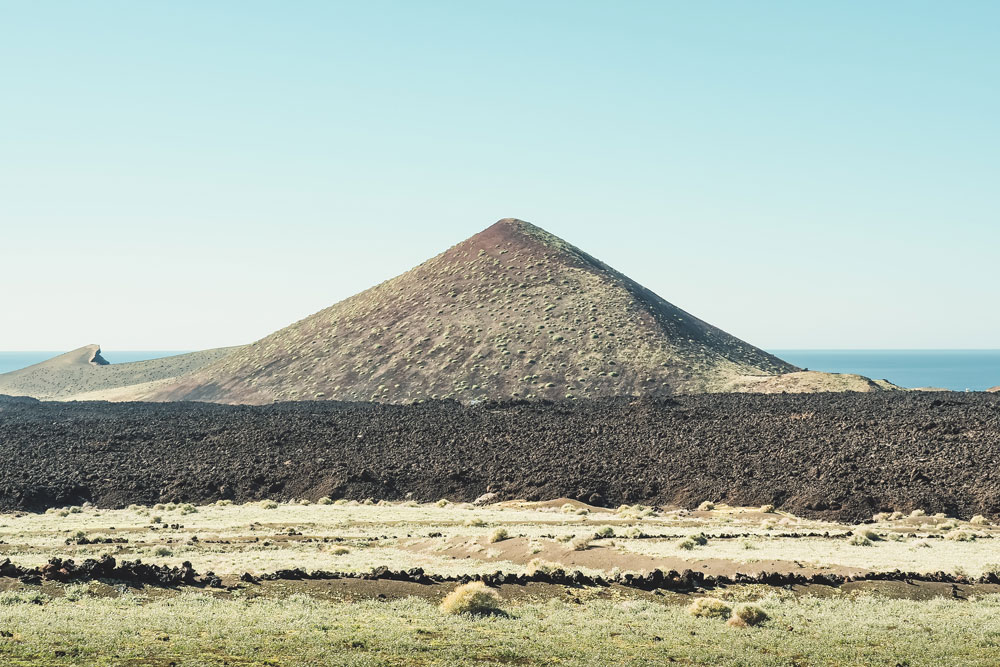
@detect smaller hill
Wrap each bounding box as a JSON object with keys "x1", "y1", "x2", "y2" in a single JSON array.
[
  {"x1": 724, "y1": 370, "x2": 903, "y2": 393},
  {"x1": 988, "y1": 386, "x2": 1000, "y2": 393},
  {"x1": 0, "y1": 345, "x2": 242, "y2": 400}
]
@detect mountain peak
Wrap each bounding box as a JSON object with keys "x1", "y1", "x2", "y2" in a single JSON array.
[{"x1": 144, "y1": 218, "x2": 797, "y2": 404}]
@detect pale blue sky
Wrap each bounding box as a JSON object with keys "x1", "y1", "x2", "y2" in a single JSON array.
[{"x1": 2, "y1": 1, "x2": 997, "y2": 350}]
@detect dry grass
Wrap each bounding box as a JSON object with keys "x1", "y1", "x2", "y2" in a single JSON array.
[{"x1": 439, "y1": 581, "x2": 503, "y2": 616}]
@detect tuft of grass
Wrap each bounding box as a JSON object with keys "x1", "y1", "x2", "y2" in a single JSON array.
[
  {"x1": 464, "y1": 517, "x2": 487, "y2": 528},
  {"x1": 569, "y1": 534, "x2": 593, "y2": 551},
  {"x1": 848, "y1": 534, "x2": 873, "y2": 547},
  {"x1": 439, "y1": 582, "x2": 503, "y2": 616},
  {"x1": 910, "y1": 509, "x2": 926, "y2": 518},
  {"x1": 970, "y1": 515, "x2": 990, "y2": 526},
  {"x1": 760, "y1": 504, "x2": 775, "y2": 513},
  {"x1": 526, "y1": 559, "x2": 563, "y2": 576},
  {"x1": 179, "y1": 504, "x2": 198, "y2": 515},
  {"x1": 488, "y1": 528, "x2": 509, "y2": 543},
  {"x1": 594, "y1": 526, "x2": 615, "y2": 539},
  {"x1": 698, "y1": 501, "x2": 716, "y2": 511},
  {"x1": 678, "y1": 538, "x2": 696, "y2": 550},
  {"x1": 946, "y1": 530, "x2": 975, "y2": 542},
  {"x1": 436, "y1": 499, "x2": 450, "y2": 508},
  {"x1": 317, "y1": 497, "x2": 333, "y2": 505},
  {"x1": 688, "y1": 597, "x2": 731, "y2": 619},
  {"x1": 259, "y1": 500, "x2": 278, "y2": 510},
  {"x1": 727, "y1": 603, "x2": 768, "y2": 628}
]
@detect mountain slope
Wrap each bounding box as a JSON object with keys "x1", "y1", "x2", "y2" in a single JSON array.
[
  {"x1": 0, "y1": 345, "x2": 242, "y2": 400},
  {"x1": 144, "y1": 219, "x2": 799, "y2": 404}
]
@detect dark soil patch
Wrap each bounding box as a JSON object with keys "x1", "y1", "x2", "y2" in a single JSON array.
[{"x1": 1, "y1": 392, "x2": 999, "y2": 522}]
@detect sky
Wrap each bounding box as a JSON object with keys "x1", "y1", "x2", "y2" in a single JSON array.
[{"x1": 1, "y1": 1, "x2": 998, "y2": 351}]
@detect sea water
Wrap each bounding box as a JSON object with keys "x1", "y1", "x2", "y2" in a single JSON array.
[{"x1": 770, "y1": 350, "x2": 1000, "y2": 392}]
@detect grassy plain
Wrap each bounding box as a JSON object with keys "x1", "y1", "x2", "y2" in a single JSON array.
[{"x1": 1, "y1": 499, "x2": 998, "y2": 665}]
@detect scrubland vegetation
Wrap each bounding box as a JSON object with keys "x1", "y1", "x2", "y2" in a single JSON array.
[{"x1": 1, "y1": 499, "x2": 999, "y2": 665}]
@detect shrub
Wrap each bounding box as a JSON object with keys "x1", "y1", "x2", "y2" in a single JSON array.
[
  {"x1": 153, "y1": 546, "x2": 173, "y2": 557},
  {"x1": 334, "y1": 499, "x2": 349, "y2": 506},
  {"x1": 570, "y1": 534, "x2": 593, "y2": 551},
  {"x1": 464, "y1": 517, "x2": 486, "y2": 527},
  {"x1": 946, "y1": 530, "x2": 975, "y2": 542},
  {"x1": 179, "y1": 504, "x2": 198, "y2": 515},
  {"x1": 560, "y1": 503, "x2": 576, "y2": 514},
  {"x1": 727, "y1": 603, "x2": 768, "y2": 628},
  {"x1": 63, "y1": 584, "x2": 90, "y2": 602},
  {"x1": 873, "y1": 512, "x2": 890, "y2": 521},
  {"x1": 575, "y1": 507, "x2": 590, "y2": 516},
  {"x1": 910, "y1": 509, "x2": 925, "y2": 517},
  {"x1": 622, "y1": 527, "x2": 642, "y2": 538},
  {"x1": 330, "y1": 547, "x2": 350, "y2": 555},
  {"x1": 687, "y1": 597, "x2": 731, "y2": 619},
  {"x1": 489, "y1": 528, "x2": 509, "y2": 543},
  {"x1": 594, "y1": 526, "x2": 615, "y2": 539},
  {"x1": 689, "y1": 532, "x2": 709, "y2": 546},
  {"x1": 971, "y1": 515, "x2": 990, "y2": 526},
  {"x1": 678, "y1": 538, "x2": 696, "y2": 550},
  {"x1": 215, "y1": 499, "x2": 234, "y2": 506},
  {"x1": 760, "y1": 504, "x2": 775, "y2": 513},
  {"x1": 299, "y1": 498, "x2": 312, "y2": 506},
  {"x1": 317, "y1": 497, "x2": 333, "y2": 505},
  {"x1": 526, "y1": 559, "x2": 563, "y2": 576},
  {"x1": 697, "y1": 501, "x2": 716, "y2": 511},
  {"x1": 889, "y1": 511, "x2": 904, "y2": 520},
  {"x1": 848, "y1": 534, "x2": 873, "y2": 546},
  {"x1": 439, "y1": 582, "x2": 503, "y2": 616},
  {"x1": 436, "y1": 499, "x2": 450, "y2": 507},
  {"x1": 151, "y1": 516, "x2": 163, "y2": 524},
  {"x1": 853, "y1": 528, "x2": 880, "y2": 542},
  {"x1": 260, "y1": 500, "x2": 278, "y2": 510}
]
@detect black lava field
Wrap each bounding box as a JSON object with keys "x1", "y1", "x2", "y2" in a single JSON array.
[{"x1": 1, "y1": 393, "x2": 998, "y2": 522}]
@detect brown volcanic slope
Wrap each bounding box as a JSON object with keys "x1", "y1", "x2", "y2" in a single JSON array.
[
  {"x1": 142, "y1": 219, "x2": 806, "y2": 404},
  {"x1": 0, "y1": 345, "x2": 241, "y2": 401}
]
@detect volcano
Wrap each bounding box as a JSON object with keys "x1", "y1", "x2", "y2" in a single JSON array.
[{"x1": 141, "y1": 219, "x2": 802, "y2": 403}]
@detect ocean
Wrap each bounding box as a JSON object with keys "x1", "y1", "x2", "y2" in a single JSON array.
[
  {"x1": 1, "y1": 350, "x2": 997, "y2": 392},
  {"x1": 770, "y1": 350, "x2": 1000, "y2": 392}
]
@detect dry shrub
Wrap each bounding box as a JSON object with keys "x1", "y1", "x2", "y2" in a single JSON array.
[
  {"x1": 727, "y1": 603, "x2": 768, "y2": 628},
  {"x1": 697, "y1": 501, "x2": 716, "y2": 511},
  {"x1": 687, "y1": 597, "x2": 731, "y2": 619},
  {"x1": 439, "y1": 582, "x2": 503, "y2": 616},
  {"x1": 526, "y1": 559, "x2": 563, "y2": 576},
  {"x1": 760, "y1": 504, "x2": 775, "y2": 513},
  {"x1": 489, "y1": 528, "x2": 509, "y2": 543},
  {"x1": 970, "y1": 515, "x2": 990, "y2": 526},
  {"x1": 570, "y1": 534, "x2": 593, "y2": 551},
  {"x1": 946, "y1": 530, "x2": 975, "y2": 542}
]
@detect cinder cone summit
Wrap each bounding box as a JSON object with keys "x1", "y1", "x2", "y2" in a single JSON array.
[{"x1": 146, "y1": 219, "x2": 798, "y2": 404}]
